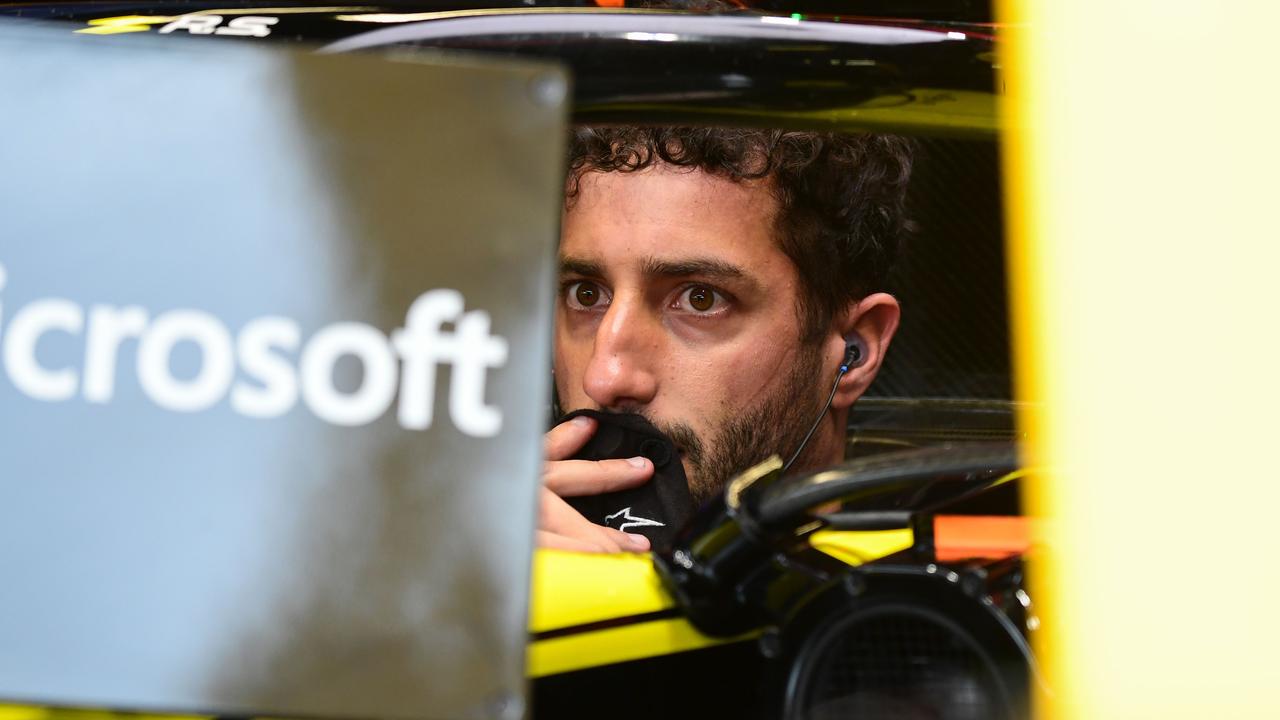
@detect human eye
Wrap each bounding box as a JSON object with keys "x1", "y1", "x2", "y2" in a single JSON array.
[
  {"x1": 562, "y1": 279, "x2": 611, "y2": 311},
  {"x1": 671, "y1": 284, "x2": 730, "y2": 316}
]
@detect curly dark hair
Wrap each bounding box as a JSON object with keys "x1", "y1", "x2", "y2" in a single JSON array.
[{"x1": 566, "y1": 126, "x2": 914, "y2": 343}]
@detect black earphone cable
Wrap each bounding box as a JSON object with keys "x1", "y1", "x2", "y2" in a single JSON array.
[{"x1": 782, "y1": 363, "x2": 848, "y2": 474}]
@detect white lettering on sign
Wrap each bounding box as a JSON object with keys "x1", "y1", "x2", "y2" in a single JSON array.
[{"x1": 0, "y1": 263, "x2": 510, "y2": 437}]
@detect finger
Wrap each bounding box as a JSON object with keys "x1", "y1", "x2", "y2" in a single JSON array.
[
  {"x1": 544, "y1": 415, "x2": 596, "y2": 461},
  {"x1": 536, "y1": 530, "x2": 607, "y2": 553},
  {"x1": 539, "y1": 488, "x2": 651, "y2": 553},
  {"x1": 539, "y1": 488, "x2": 624, "y2": 553},
  {"x1": 544, "y1": 457, "x2": 653, "y2": 497},
  {"x1": 575, "y1": 524, "x2": 648, "y2": 554},
  {"x1": 601, "y1": 526, "x2": 651, "y2": 552}
]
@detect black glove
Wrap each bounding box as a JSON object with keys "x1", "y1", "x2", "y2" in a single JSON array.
[{"x1": 559, "y1": 409, "x2": 694, "y2": 551}]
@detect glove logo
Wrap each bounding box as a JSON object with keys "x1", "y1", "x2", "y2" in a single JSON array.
[{"x1": 604, "y1": 507, "x2": 664, "y2": 533}]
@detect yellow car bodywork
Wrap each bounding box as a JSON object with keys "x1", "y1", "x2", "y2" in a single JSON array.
[{"x1": 526, "y1": 527, "x2": 914, "y2": 678}]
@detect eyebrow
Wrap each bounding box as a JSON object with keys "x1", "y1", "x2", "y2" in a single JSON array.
[
  {"x1": 559, "y1": 257, "x2": 604, "y2": 278},
  {"x1": 560, "y1": 255, "x2": 756, "y2": 288},
  {"x1": 640, "y1": 256, "x2": 750, "y2": 283}
]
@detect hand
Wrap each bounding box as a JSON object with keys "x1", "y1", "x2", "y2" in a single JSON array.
[{"x1": 538, "y1": 415, "x2": 654, "y2": 553}]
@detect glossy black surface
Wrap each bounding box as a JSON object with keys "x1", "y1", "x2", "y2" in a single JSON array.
[
  {"x1": 759, "y1": 442, "x2": 1019, "y2": 526},
  {"x1": 654, "y1": 444, "x2": 1021, "y2": 638},
  {"x1": 779, "y1": 561, "x2": 1032, "y2": 720},
  {"x1": 0, "y1": 3, "x2": 997, "y2": 136},
  {"x1": 326, "y1": 12, "x2": 994, "y2": 132}
]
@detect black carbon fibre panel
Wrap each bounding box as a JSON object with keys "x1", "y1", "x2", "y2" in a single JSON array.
[{"x1": 870, "y1": 137, "x2": 1009, "y2": 400}]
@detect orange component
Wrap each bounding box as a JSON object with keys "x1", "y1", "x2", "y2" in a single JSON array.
[
  {"x1": 934, "y1": 515, "x2": 1031, "y2": 561},
  {"x1": 594, "y1": 0, "x2": 625, "y2": 7}
]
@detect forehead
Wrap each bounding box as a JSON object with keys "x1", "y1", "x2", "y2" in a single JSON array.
[{"x1": 561, "y1": 165, "x2": 790, "y2": 273}]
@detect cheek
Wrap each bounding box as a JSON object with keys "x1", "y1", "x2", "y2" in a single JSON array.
[
  {"x1": 664, "y1": 336, "x2": 799, "y2": 420},
  {"x1": 736, "y1": 329, "x2": 799, "y2": 382}
]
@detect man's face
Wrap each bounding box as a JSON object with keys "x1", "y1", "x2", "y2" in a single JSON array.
[{"x1": 555, "y1": 164, "x2": 827, "y2": 503}]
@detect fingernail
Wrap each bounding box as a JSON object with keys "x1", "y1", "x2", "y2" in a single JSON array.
[
  {"x1": 571, "y1": 416, "x2": 592, "y2": 429},
  {"x1": 626, "y1": 533, "x2": 651, "y2": 550},
  {"x1": 626, "y1": 456, "x2": 648, "y2": 468}
]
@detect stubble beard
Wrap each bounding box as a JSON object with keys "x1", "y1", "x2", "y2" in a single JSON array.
[
  {"x1": 652, "y1": 348, "x2": 828, "y2": 506},
  {"x1": 554, "y1": 348, "x2": 831, "y2": 508}
]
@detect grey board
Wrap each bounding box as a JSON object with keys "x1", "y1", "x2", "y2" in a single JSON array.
[{"x1": 0, "y1": 21, "x2": 566, "y2": 720}]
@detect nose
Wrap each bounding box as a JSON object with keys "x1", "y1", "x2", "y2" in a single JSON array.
[{"x1": 581, "y1": 297, "x2": 658, "y2": 410}]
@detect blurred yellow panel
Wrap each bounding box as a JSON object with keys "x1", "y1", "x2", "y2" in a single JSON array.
[
  {"x1": 0, "y1": 705, "x2": 46, "y2": 720},
  {"x1": 998, "y1": 1, "x2": 1280, "y2": 718}
]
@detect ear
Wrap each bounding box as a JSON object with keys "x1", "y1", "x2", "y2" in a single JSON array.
[{"x1": 829, "y1": 293, "x2": 900, "y2": 410}]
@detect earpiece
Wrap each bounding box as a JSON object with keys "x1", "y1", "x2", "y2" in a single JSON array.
[
  {"x1": 842, "y1": 334, "x2": 868, "y2": 371},
  {"x1": 784, "y1": 333, "x2": 870, "y2": 473}
]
